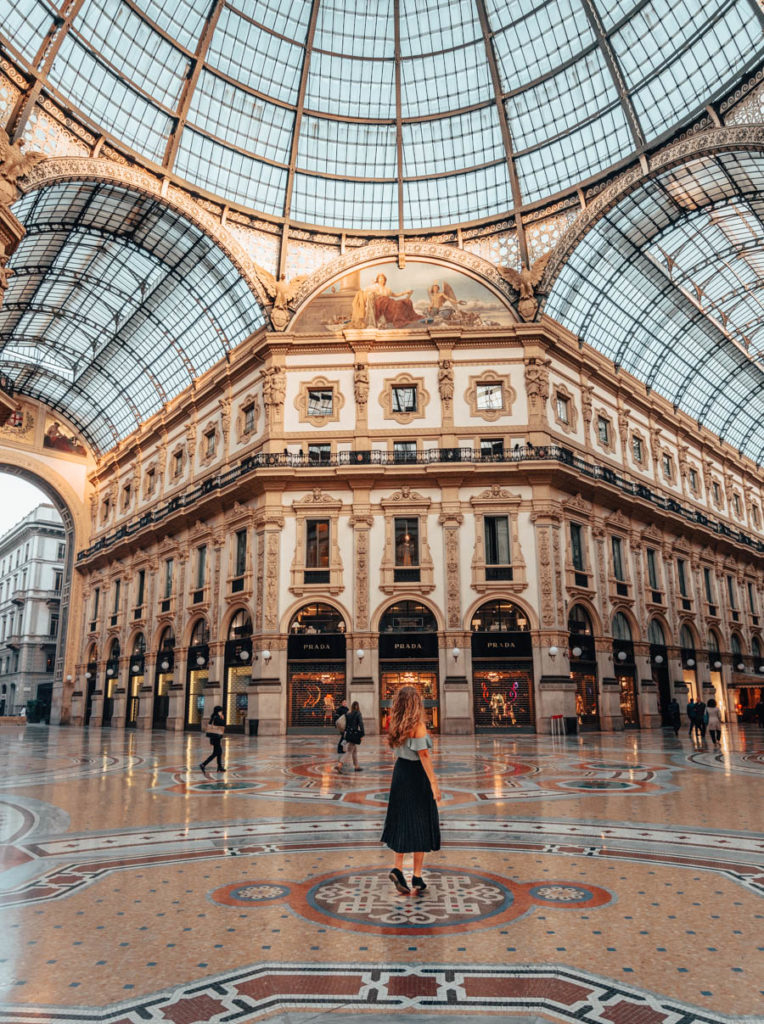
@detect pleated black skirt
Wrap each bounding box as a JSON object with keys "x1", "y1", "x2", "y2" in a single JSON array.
[{"x1": 380, "y1": 756, "x2": 441, "y2": 853}]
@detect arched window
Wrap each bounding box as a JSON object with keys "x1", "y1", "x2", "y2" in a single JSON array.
[
  {"x1": 159, "y1": 626, "x2": 175, "y2": 651},
  {"x1": 731, "y1": 634, "x2": 742, "y2": 656},
  {"x1": 708, "y1": 630, "x2": 720, "y2": 654},
  {"x1": 87, "y1": 643, "x2": 98, "y2": 663},
  {"x1": 568, "y1": 605, "x2": 593, "y2": 635},
  {"x1": 289, "y1": 603, "x2": 344, "y2": 634},
  {"x1": 471, "y1": 599, "x2": 530, "y2": 632},
  {"x1": 190, "y1": 619, "x2": 209, "y2": 646},
  {"x1": 228, "y1": 610, "x2": 253, "y2": 639},
  {"x1": 680, "y1": 625, "x2": 695, "y2": 650},
  {"x1": 380, "y1": 600, "x2": 437, "y2": 633},
  {"x1": 752, "y1": 636, "x2": 762, "y2": 659},
  {"x1": 648, "y1": 619, "x2": 665, "y2": 646},
  {"x1": 132, "y1": 633, "x2": 146, "y2": 655},
  {"x1": 108, "y1": 638, "x2": 120, "y2": 660},
  {"x1": 612, "y1": 612, "x2": 632, "y2": 640}
]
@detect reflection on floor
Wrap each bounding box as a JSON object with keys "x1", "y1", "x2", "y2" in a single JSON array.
[{"x1": 0, "y1": 724, "x2": 762, "y2": 1024}]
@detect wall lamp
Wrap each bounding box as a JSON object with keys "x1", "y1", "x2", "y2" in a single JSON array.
[
  {"x1": 571, "y1": 646, "x2": 583, "y2": 658},
  {"x1": 262, "y1": 649, "x2": 272, "y2": 665},
  {"x1": 451, "y1": 646, "x2": 460, "y2": 662},
  {"x1": 548, "y1": 646, "x2": 559, "y2": 657},
  {"x1": 357, "y1": 649, "x2": 365, "y2": 661},
  {"x1": 653, "y1": 654, "x2": 664, "y2": 665}
]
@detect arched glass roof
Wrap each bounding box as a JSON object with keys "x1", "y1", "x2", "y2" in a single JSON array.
[
  {"x1": 3, "y1": 0, "x2": 762, "y2": 231},
  {"x1": 0, "y1": 181, "x2": 265, "y2": 453},
  {"x1": 545, "y1": 150, "x2": 764, "y2": 464}
]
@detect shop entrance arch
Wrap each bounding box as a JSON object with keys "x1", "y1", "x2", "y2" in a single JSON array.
[
  {"x1": 470, "y1": 599, "x2": 535, "y2": 731},
  {"x1": 287, "y1": 603, "x2": 347, "y2": 732},
  {"x1": 378, "y1": 600, "x2": 439, "y2": 733}
]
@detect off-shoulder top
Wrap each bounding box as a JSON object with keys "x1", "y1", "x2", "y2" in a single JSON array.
[{"x1": 393, "y1": 734, "x2": 432, "y2": 761}]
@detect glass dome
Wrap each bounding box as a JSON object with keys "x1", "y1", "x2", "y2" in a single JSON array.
[{"x1": 3, "y1": 0, "x2": 761, "y2": 231}]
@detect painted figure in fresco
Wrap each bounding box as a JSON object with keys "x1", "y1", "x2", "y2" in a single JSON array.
[
  {"x1": 351, "y1": 274, "x2": 422, "y2": 329},
  {"x1": 428, "y1": 281, "x2": 462, "y2": 316}
]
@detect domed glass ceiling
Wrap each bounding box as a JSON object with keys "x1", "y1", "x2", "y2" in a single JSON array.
[{"x1": 3, "y1": 0, "x2": 762, "y2": 231}]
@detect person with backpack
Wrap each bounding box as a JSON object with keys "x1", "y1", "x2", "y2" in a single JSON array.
[
  {"x1": 336, "y1": 700, "x2": 365, "y2": 773},
  {"x1": 692, "y1": 698, "x2": 707, "y2": 741},
  {"x1": 332, "y1": 698, "x2": 349, "y2": 766}
]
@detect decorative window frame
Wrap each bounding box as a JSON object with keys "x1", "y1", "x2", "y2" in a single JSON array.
[
  {"x1": 661, "y1": 450, "x2": 675, "y2": 482},
  {"x1": 594, "y1": 409, "x2": 616, "y2": 453},
  {"x1": 470, "y1": 485, "x2": 528, "y2": 593},
  {"x1": 295, "y1": 376, "x2": 345, "y2": 428},
  {"x1": 379, "y1": 487, "x2": 435, "y2": 594},
  {"x1": 237, "y1": 393, "x2": 261, "y2": 443},
  {"x1": 199, "y1": 419, "x2": 220, "y2": 467},
  {"x1": 143, "y1": 464, "x2": 157, "y2": 499},
  {"x1": 631, "y1": 429, "x2": 646, "y2": 467},
  {"x1": 288, "y1": 490, "x2": 345, "y2": 595},
  {"x1": 732, "y1": 491, "x2": 743, "y2": 518},
  {"x1": 170, "y1": 444, "x2": 185, "y2": 481},
  {"x1": 380, "y1": 373, "x2": 429, "y2": 425},
  {"x1": 465, "y1": 371, "x2": 515, "y2": 422},
  {"x1": 121, "y1": 482, "x2": 132, "y2": 511},
  {"x1": 687, "y1": 464, "x2": 700, "y2": 495},
  {"x1": 711, "y1": 479, "x2": 724, "y2": 509},
  {"x1": 552, "y1": 383, "x2": 577, "y2": 434}
]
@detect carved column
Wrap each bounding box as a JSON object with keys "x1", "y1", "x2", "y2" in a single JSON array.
[
  {"x1": 251, "y1": 504, "x2": 285, "y2": 734},
  {"x1": 349, "y1": 499, "x2": 375, "y2": 730},
  {"x1": 523, "y1": 354, "x2": 550, "y2": 440}
]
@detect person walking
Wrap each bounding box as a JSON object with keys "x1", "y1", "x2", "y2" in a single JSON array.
[
  {"x1": 694, "y1": 698, "x2": 707, "y2": 740},
  {"x1": 686, "y1": 697, "x2": 696, "y2": 737},
  {"x1": 706, "y1": 698, "x2": 722, "y2": 746},
  {"x1": 667, "y1": 697, "x2": 681, "y2": 736},
  {"x1": 200, "y1": 705, "x2": 226, "y2": 772},
  {"x1": 336, "y1": 700, "x2": 365, "y2": 773},
  {"x1": 381, "y1": 685, "x2": 441, "y2": 896},
  {"x1": 332, "y1": 698, "x2": 349, "y2": 762}
]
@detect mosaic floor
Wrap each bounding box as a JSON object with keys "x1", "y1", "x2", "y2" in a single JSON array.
[{"x1": 0, "y1": 723, "x2": 762, "y2": 1024}]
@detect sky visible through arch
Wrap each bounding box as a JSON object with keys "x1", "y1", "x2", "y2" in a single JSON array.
[{"x1": 0, "y1": 475, "x2": 52, "y2": 538}]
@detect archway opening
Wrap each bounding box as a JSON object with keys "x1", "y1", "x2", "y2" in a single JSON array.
[
  {"x1": 287, "y1": 603, "x2": 346, "y2": 732},
  {"x1": 186, "y1": 618, "x2": 209, "y2": 731},
  {"x1": 153, "y1": 626, "x2": 175, "y2": 730},
  {"x1": 471, "y1": 599, "x2": 535, "y2": 732},
  {"x1": 379, "y1": 601, "x2": 439, "y2": 733},
  {"x1": 224, "y1": 611, "x2": 253, "y2": 733},
  {"x1": 648, "y1": 618, "x2": 671, "y2": 725},
  {"x1": 568, "y1": 605, "x2": 599, "y2": 730},
  {"x1": 612, "y1": 612, "x2": 639, "y2": 729}
]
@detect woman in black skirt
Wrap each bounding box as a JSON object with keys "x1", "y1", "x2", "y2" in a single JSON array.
[{"x1": 381, "y1": 685, "x2": 441, "y2": 895}]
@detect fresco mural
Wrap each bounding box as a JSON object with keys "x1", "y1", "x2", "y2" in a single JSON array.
[
  {"x1": 43, "y1": 414, "x2": 87, "y2": 457},
  {"x1": 293, "y1": 261, "x2": 514, "y2": 334}
]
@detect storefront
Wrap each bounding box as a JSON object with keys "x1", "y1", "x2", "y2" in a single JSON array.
[
  {"x1": 379, "y1": 601, "x2": 439, "y2": 733},
  {"x1": 471, "y1": 599, "x2": 535, "y2": 731},
  {"x1": 103, "y1": 639, "x2": 120, "y2": 727},
  {"x1": 613, "y1": 613, "x2": 639, "y2": 728},
  {"x1": 153, "y1": 627, "x2": 174, "y2": 729},
  {"x1": 126, "y1": 633, "x2": 145, "y2": 728},
  {"x1": 84, "y1": 647, "x2": 97, "y2": 726},
  {"x1": 679, "y1": 624, "x2": 698, "y2": 700},
  {"x1": 224, "y1": 611, "x2": 252, "y2": 733},
  {"x1": 647, "y1": 619, "x2": 671, "y2": 725},
  {"x1": 287, "y1": 603, "x2": 346, "y2": 731},
  {"x1": 185, "y1": 618, "x2": 209, "y2": 731},
  {"x1": 568, "y1": 605, "x2": 599, "y2": 730}
]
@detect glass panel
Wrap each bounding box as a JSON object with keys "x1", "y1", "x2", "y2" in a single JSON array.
[
  {"x1": 472, "y1": 666, "x2": 534, "y2": 729},
  {"x1": 380, "y1": 669, "x2": 439, "y2": 732},
  {"x1": 485, "y1": 516, "x2": 510, "y2": 565},
  {"x1": 307, "y1": 389, "x2": 333, "y2": 417},
  {"x1": 288, "y1": 666, "x2": 346, "y2": 728},
  {"x1": 476, "y1": 382, "x2": 504, "y2": 411},
  {"x1": 394, "y1": 518, "x2": 419, "y2": 567},
  {"x1": 306, "y1": 520, "x2": 330, "y2": 568}
]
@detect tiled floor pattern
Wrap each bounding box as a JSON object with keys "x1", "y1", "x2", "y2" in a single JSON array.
[{"x1": 0, "y1": 724, "x2": 762, "y2": 1024}]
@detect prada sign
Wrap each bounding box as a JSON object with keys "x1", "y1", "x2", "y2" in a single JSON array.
[
  {"x1": 379, "y1": 633, "x2": 438, "y2": 660},
  {"x1": 288, "y1": 633, "x2": 346, "y2": 660},
  {"x1": 472, "y1": 631, "x2": 533, "y2": 659}
]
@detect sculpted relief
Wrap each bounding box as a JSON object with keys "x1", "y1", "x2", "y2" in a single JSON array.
[{"x1": 291, "y1": 260, "x2": 515, "y2": 334}]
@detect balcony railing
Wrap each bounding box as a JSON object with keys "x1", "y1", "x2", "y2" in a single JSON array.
[{"x1": 78, "y1": 444, "x2": 764, "y2": 562}]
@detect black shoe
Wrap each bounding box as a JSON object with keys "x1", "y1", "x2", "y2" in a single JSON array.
[
  {"x1": 411, "y1": 875, "x2": 427, "y2": 892},
  {"x1": 388, "y1": 868, "x2": 410, "y2": 895},
  {"x1": 199, "y1": 763, "x2": 208, "y2": 772},
  {"x1": 217, "y1": 766, "x2": 226, "y2": 772}
]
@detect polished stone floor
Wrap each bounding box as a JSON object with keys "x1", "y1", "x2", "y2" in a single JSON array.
[{"x1": 0, "y1": 722, "x2": 762, "y2": 1024}]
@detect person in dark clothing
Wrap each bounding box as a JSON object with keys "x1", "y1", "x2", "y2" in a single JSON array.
[
  {"x1": 755, "y1": 700, "x2": 764, "y2": 728},
  {"x1": 333, "y1": 699, "x2": 349, "y2": 758},
  {"x1": 200, "y1": 705, "x2": 226, "y2": 772},
  {"x1": 667, "y1": 698, "x2": 681, "y2": 736},
  {"x1": 693, "y1": 699, "x2": 707, "y2": 739},
  {"x1": 336, "y1": 700, "x2": 365, "y2": 773},
  {"x1": 686, "y1": 698, "x2": 696, "y2": 737}
]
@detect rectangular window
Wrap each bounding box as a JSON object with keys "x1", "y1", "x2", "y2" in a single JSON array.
[
  {"x1": 392, "y1": 386, "x2": 417, "y2": 413},
  {"x1": 703, "y1": 566, "x2": 714, "y2": 602},
  {"x1": 393, "y1": 441, "x2": 417, "y2": 463},
  {"x1": 476, "y1": 382, "x2": 503, "y2": 411},
  {"x1": 53, "y1": 570, "x2": 63, "y2": 593},
  {"x1": 689, "y1": 468, "x2": 698, "y2": 492},
  {"x1": 234, "y1": 529, "x2": 247, "y2": 578},
  {"x1": 727, "y1": 574, "x2": 737, "y2": 609},
  {"x1": 112, "y1": 579, "x2": 121, "y2": 614},
  {"x1": 146, "y1": 467, "x2": 156, "y2": 495},
  {"x1": 308, "y1": 443, "x2": 331, "y2": 464},
  {"x1": 307, "y1": 389, "x2": 333, "y2": 417},
  {"x1": 662, "y1": 454, "x2": 672, "y2": 480},
  {"x1": 93, "y1": 586, "x2": 100, "y2": 619},
  {"x1": 394, "y1": 517, "x2": 420, "y2": 575},
  {"x1": 597, "y1": 416, "x2": 610, "y2": 445},
  {"x1": 556, "y1": 394, "x2": 569, "y2": 424},
  {"x1": 163, "y1": 558, "x2": 174, "y2": 599},
  {"x1": 305, "y1": 519, "x2": 330, "y2": 584},
  {"x1": 712, "y1": 481, "x2": 721, "y2": 504},
  {"x1": 646, "y1": 548, "x2": 659, "y2": 590},
  {"x1": 195, "y1": 545, "x2": 207, "y2": 590},
  {"x1": 753, "y1": 505, "x2": 761, "y2": 529},
  {"x1": 205, "y1": 430, "x2": 216, "y2": 457},
  {"x1": 122, "y1": 484, "x2": 131, "y2": 509},
  {"x1": 49, "y1": 613, "x2": 59, "y2": 637},
  {"x1": 243, "y1": 403, "x2": 256, "y2": 433},
  {"x1": 611, "y1": 536, "x2": 624, "y2": 581},
  {"x1": 480, "y1": 438, "x2": 504, "y2": 458},
  {"x1": 748, "y1": 581, "x2": 757, "y2": 614},
  {"x1": 632, "y1": 435, "x2": 643, "y2": 462},
  {"x1": 484, "y1": 516, "x2": 511, "y2": 580},
  {"x1": 57, "y1": 542, "x2": 66, "y2": 559},
  {"x1": 570, "y1": 522, "x2": 585, "y2": 571},
  {"x1": 733, "y1": 493, "x2": 741, "y2": 517},
  {"x1": 136, "y1": 569, "x2": 145, "y2": 608},
  {"x1": 677, "y1": 558, "x2": 688, "y2": 597}
]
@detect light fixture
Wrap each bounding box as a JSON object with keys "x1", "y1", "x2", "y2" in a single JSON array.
[
  {"x1": 654, "y1": 654, "x2": 664, "y2": 665},
  {"x1": 759, "y1": 664, "x2": 764, "y2": 674},
  {"x1": 736, "y1": 661, "x2": 745, "y2": 671},
  {"x1": 357, "y1": 648, "x2": 365, "y2": 661},
  {"x1": 160, "y1": 659, "x2": 170, "y2": 671},
  {"x1": 262, "y1": 649, "x2": 272, "y2": 664},
  {"x1": 571, "y1": 646, "x2": 583, "y2": 658},
  {"x1": 686, "y1": 658, "x2": 695, "y2": 667},
  {"x1": 548, "y1": 646, "x2": 559, "y2": 657},
  {"x1": 617, "y1": 650, "x2": 627, "y2": 661},
  {"x1": 106, "y1": 667, "x2": 114, "y2": 676},
  {"x1": 132, "y1": 663, "x2": 140, "y2": 673},
  {"x1": 196, "y1": 655, "x2": 205, "y2": 667},
  {"x1": 713, "y1": 660, "x2": 722, "y2": 669},
  {"x1": 239, "y1": 649, "x2": 251, "y2": 662},
  {"x1": 451, "y1": 646, "x2": 460, "y2": 662},
  {"x1": 66, "y1": 674, "x2": 72, "y2": 682}
]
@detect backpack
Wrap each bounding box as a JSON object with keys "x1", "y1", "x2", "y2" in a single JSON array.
[{"x1": 335, "y1": 713, "x2": 347, "y2": 732}]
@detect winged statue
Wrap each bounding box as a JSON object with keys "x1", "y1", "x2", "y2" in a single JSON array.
[
  {"x1": 253, "y1": 264, "x2": 307, "y2": 330},
  {"x1": 496, "y1": 251, "x2": 552, "y2": 321},
  {"x1": 0, "y1": 128, "x2": 45, "y2": 205}
]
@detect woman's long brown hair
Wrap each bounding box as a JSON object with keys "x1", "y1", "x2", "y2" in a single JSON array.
[{"x1": 387, "y1": 685, "x2": 423, "y2": 749}]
